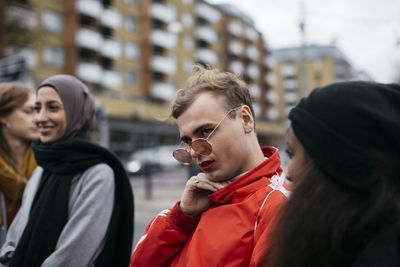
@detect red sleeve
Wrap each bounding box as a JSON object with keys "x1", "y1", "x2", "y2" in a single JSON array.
[
  {"x1": 250, "y1": 190, "x2": 288, "y2": 267},
  {"x1": 131, "y1": 202, "x2": 200, "y2": 267}
]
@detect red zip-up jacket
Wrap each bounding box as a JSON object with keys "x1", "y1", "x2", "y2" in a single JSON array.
[{"x1": 131, "y1": 147, "x2": 290, "y2": 267}]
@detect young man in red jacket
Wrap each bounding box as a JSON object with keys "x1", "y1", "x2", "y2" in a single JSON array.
[{"x1": 131, "y1": 65, "x2": 290, "y2": 267}]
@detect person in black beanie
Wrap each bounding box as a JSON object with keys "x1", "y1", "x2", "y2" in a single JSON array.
[
  {"x1": 265, "y1": 81, "x2": 400, "y2": 267},
  {"x1": 0, "y1": 74, "x2": 134, "y2": 267}
]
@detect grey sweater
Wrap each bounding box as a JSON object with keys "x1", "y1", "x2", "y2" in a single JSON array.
[{"x1": 0, "y1": 163, "x2": 115, "y2": 267}]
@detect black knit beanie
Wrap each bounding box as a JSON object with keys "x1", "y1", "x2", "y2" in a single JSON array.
[{"x1": 288, "y1": 81, "x2": 400, "y2": 192}]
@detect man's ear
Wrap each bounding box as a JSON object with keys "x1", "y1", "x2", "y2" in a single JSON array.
[{"x1": 239, "y1": 105, "x2": 254, "y2": 133}]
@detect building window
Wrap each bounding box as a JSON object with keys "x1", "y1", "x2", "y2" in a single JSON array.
[
  {"x1": 183, "y1": 36, "x2": 194, "y2": 51},
  {"x1": 127, "y1": 70, "x2": 138, "y2": 86},
  {"x1": 43, "y1": 46, "x2": 64, "y2": 68},
  {"x1": 124, "y1": 0, "x2": 137, "y2": 5},
  {"x1": 335, "y1": 62, "x2": 346, "y2": 78},
  {"x1": 6, "y1": 46, "x2": 38, "y2": 68},
  {"x1": 282, "y1": 63, "x2": 297, "y2": 77},
  {"x1": 182, "y1": 13, "x2": 193, "y2": 28},
  {"x1": 315, "y1": 72, "x2": 322, "y2": 82},
  {"x1": 266, "y1": 107, "x2": 279, "y2": 121},
  {"x1": 184, "y1": 58, "x2": 193, "y2": 74},
  {"x1": 313, "y1": 59, "x2": 322, "y2": 69},
  {"x1": 42, "y1": 9, "x2": 63, "y2": 34},
  {"x1": 125, "y1": 16, "x2": 137, "y2": 33},
  {"x1": 125, "y1": 42, "x2": 139, "y2": 60}
]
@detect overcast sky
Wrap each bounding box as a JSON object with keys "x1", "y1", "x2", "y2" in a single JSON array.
[{"x1": 208, "y1": 0, "x2": 400, "y2": 82}]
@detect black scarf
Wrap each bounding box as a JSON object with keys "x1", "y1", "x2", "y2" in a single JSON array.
[{"x1": 9, "y1": 137, "x2": 134, "y2": 267}]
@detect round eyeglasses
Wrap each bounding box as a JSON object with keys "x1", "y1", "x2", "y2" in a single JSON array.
[{"x1": 172, "y1": 107, "x2": 241, "y2": 165}]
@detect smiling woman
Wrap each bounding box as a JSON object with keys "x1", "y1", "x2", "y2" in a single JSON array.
[
  {"x1": 34, "y1": 86, "x2": 67, "y2": 143},
  {"x1": 0, "y1": 75, "x2": 134, "y2": 267}
]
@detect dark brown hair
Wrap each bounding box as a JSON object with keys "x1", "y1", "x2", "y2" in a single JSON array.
[
  {"x1": 267, "y1": 155, "x2": 400, "y2": 267},
  {"x1": 171, "y1": 64, "x2": 255, "y2": 120}
]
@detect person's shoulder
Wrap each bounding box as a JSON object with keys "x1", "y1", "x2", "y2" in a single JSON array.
[
  {"x1": 75, "y1": 163, "x2": 115, "y2": 187},
  {"x1": 83, "y1": 163, "x2": 114, "y2": 179},
  {"x1": 27, "y1": 166, "x2": 43, "y2": 186},
  {"x1": 256, "y1": 186, "x2": 288, "y2": 215},
  {"x1": 31, "y1": 166, "x2": 43, "y2": 177},
  {"x1": 86, "y1": 163, "x2": 113, "y2": 173},
  {"x1": 69, "y1": 163, "x2": 115, "y2": 203}
]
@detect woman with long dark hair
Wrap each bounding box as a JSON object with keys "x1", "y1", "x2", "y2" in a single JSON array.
[
  {"x1": 0, "y1": 83, "x2": 39, "y2": 245},
  {"x1": 267, "y1": 81, "x2": 400, "y2": 267},
  {"x1": 0, "y1": 75, "x2": 134, "y2": 267}
]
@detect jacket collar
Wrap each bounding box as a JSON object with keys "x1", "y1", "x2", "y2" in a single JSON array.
[{"x1": 209, "y1": 146, "x2": 282, "y2": 204}]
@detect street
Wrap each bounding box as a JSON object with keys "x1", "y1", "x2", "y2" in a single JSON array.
[{"x1": 130, "y1": 166, "x2": 189, "y2": 247}]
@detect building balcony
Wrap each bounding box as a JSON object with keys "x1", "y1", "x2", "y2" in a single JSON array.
[
  {"x1": 266, "y1": 90, "x2": 278, "y2": 103},
  {"x1": 228, "y1": 21, "x2": 243, "y2": 37},
  {"x1": 150, "y1": 82, "x2": 176, "y2": 101},
  {"x1": 282, "y1": 64, "x2": 297, "y2": 77},
  {"x1": 17, "y1": 48, "x2": 38, "y2": 69},
  {"x1": 229, "y1": 61, "x2": 244, "y2": 74},
  {"x1": 101, "y1": 38, "x2": 122, "y2": 59},
  {"x1": 151, "y1": 56, "x2": 177, "y2": 75},
  {"x1": 150, "y1": 3, "x2": 177, "y2": 24},
  {"x1": 265, "y1": 57, "x2": 277, "y2": 68},
  {"x1": 102, "y1": 69, "x2": 122, "y2": 89},
  {"x1": 196, "y1": 26, "x2": 218, "y2": 44},
  {"x1": 266, "y1": 107, "x2": 279, "y2": 120},
  {"x1": 247, "y1": 64, "x2": 260, "y2": 79},
  {"x1": 196, "y1": 2, "x2": 221, "y2": 23},
  {"x1": 5, "y1": 3, "x2": 36, "y2": 29},
  {"x1": 151, "y1": 29, "x2": 178, "y2": 49},
  {"x1": 283, "y1": 79, "x2": 297, "y2": 90},
  {"x1": 253, "y1": 103, "x2": 261, "y2": 117},
  {"x1": 77, "y1": 62, "x2": 103, "y2": 84},
  {"x1": 228, "y1": 40, "x2": 243, "y2": 56},
  {"x1": 265, "y1": 73, "x2": 277, "y2": 85},
  {"x1": 284, "y1": 91, "x2": 298, "y2": 103},
  {"x1": 245, "y1": 27, "x2": 258, "y2": 41},
  {"x1": 76, "y1": 28, "x2": 103, "y2": 51},
  {"x1": 76, "y1": 0, "x2": 103, "y2": 19},
  {"x1": 249, "y1": 83, "x2": 260, "y2": 98},
  {"x1": 101, "y1": 7, "x2": 122, "y2": 29},
  {"x1": 246, "y1": 46, "x2": 259, "y2": 60},
  {"x1": 196, "y1": 48, "x2": 218, "y2": 65}
]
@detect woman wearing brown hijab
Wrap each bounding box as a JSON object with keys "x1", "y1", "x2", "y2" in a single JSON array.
[
  {"x1": 0, "y1": 75, "x2": 134, "y2": 267},
  {"x1": 0, "y1": 83, "x2": 39, "y2": 245}
]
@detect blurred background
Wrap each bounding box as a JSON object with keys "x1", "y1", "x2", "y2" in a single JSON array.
[
  {"x1": 1, "y1": 0, "x2": 399, "y2": 161},
  {"x1": 1, "y1": 0, "x2": 399, "y2": 245}
]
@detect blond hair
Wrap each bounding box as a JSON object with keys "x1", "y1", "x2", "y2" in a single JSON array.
[{"x1": 171, "y1": 65, "x2": 255, "y2": 119}]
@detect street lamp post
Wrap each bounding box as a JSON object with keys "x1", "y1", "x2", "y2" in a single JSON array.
[{"x1": 299, "y1": 1, "x2": 308, "y2": 98}]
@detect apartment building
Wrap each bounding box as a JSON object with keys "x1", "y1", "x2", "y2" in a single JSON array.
[
  {"x1": 271, "y1": 45, "x2": 358, "y2": 121},
  {"x1": 1, "y1": 0, "x2": 285, "y2": 155}
]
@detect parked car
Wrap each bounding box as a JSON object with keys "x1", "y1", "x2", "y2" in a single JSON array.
[{"x1": 125, "y1": 145, "x2": 180, "y2": 176}]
